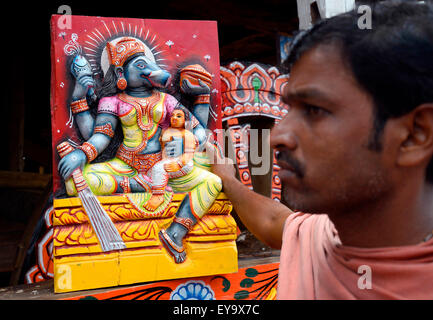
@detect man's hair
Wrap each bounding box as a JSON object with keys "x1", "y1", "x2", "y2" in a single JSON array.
[{"x1": 285, "y1": 0, "x2": 433, "y2": 183}]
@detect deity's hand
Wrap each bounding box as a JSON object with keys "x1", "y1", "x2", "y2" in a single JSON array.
[
  {"x1": 180, "y1": 79, "x2": 210, "y2": 96},
  {"x1": 164, "y1": 136, "x2": 184, "y2": 158},
  {"x1": 164, "y1": 161, "x2": 182, "y2": 172},
  {"x1": 70, "y1": 55, "x2": 96, "y2": 101},
  {"x1": 58, "y1": 149, "x2": 87, "y2": 180}
]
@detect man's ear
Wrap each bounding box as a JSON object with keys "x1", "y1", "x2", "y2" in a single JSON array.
[{"x1": 397, "y1": 104, "x2": 433, "y2": 168}]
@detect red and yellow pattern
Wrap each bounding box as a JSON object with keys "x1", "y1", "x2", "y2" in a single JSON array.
[
  {"x1": 106, "y1": 37, "x2": 148, "y2": 67},
  {"x1": 52, "y1": 193, "x2": 238, "y2": 293},
  {"x1": 79, "y1": 142, "x2": 98, "y2": 162},
  {"x1": 220, "y1": 62, "x2": 290, "y2": 202},
  {"x1": 94, "y1": 123, "x2": 115, "y2": 138},
  {"x1": 70, "y1": 98, "x2": 89, "y2": 114},
  {"x1": 62, "y1": 262, "x2": 279, "y2": 300}
]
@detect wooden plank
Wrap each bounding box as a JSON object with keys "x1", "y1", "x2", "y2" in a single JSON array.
[
  {"x1": 0, "y1": 220, "x2": 25, "y2": 273},
  {"x1": 0, "y1": 170, "x2": 51, "y2": 189},
  {"x1": 9, "y1": 180, "x2": 53, "y2": 285},
  {"x1": 0, "y1": 244, "x2": 19, "y2": 273},
  {"x1": 238, "y1": 255, "x2": 280, "y2": 268},
  {"x1": 0, "y1": 280, "x2": 55, "y2": 300},
  {"x1": 0, "y1": 256, "x2": 280, "y2": 300}
]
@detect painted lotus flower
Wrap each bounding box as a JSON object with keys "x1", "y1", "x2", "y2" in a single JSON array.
[{"x1": 170, "y1": 281, "x2": 215, "y2": 300}]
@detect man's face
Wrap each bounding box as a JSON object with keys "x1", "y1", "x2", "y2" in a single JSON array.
[{"x1": 271, "y1": 44, "x2": 394, "y2": 215}]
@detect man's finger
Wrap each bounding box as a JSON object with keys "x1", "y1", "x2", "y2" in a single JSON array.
[{"x1": 204, "y1": 142, "x2": 221, "y2": 164}]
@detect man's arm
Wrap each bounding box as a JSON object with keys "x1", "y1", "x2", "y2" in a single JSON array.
[{"x1": 211, "y1": 156, "x2": 293, "y2": 249}]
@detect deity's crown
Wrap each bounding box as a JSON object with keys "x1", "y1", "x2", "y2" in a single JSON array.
[{"x1": 106, "y1": 37, "x2": 146, "y2": 67}]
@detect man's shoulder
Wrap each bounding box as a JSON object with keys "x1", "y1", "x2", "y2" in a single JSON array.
[
  {"x1": 286, "y1": 211, "x2": 327, "y2": 223},
  {"x1": 284, "y1": 212, "x2": 332, "y2": 236}
]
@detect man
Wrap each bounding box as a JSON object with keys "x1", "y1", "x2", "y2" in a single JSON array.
[{"x1": 212, "y1": 0, "x2": 433, "y2": 299}]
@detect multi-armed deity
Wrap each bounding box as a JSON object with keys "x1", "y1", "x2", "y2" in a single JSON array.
[{"x1": 50, "y1": 16, "x2": 237, "y2": 293}]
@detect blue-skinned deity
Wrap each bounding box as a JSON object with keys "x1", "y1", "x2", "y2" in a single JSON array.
[{"x1": 58, "y1": 37, "x2": 222, "y2": 263}]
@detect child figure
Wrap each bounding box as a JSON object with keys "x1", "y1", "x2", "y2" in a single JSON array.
[{"x1": 144, "y1": 106, "x2": 198, "y2": 211}]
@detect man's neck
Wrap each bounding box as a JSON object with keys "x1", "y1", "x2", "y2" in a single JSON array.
[{"x1": 328, "y1": 180, "x2": 433, "y2": 248}]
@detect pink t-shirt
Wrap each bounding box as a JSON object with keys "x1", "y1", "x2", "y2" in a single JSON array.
[{"x1": 277, "y1": 212, "x2": 433, "y2": 299}]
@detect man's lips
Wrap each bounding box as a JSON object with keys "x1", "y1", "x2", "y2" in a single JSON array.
[
  {"x1": 276, "y1": 161, "x2": 299, "y2": 182},
  {"x1": 275, "y1": 153, "x2": 305, "y2": 179},
  {"x1": 277, "y1": 159, "x2": 296, "y2": 172}
]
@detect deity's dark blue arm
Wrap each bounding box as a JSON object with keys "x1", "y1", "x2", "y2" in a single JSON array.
[
  {"x1": 179, "y1": 78, "x2": 212, "y2": 149},
  {"x1": 191, "y1": 102, "x2": 209, "y2": 130},
  {"x1": 177, "y1": 105, "x2": 208, "y2": 148},
  {"x1": 74, "y1": 110, "x2": 94, "y2": 140},
  {"x1": 69, "y1": 54, "x2": 101, "y2": 140},
  {"x1": 192, "y1": 93, "x2": 213, "y2": 151},
  {"x1": 58, "y1": 109, "x2": 118, "y2": 179},
  {"x1": 192, "y1": 120, "x2": 208, "y2": 147},
  {"x1": 69, "y1": 95, "x2": 118, "y2": 156},
  {"x1": 84, "y1": 113, "x2": 118, "y2": 154}
]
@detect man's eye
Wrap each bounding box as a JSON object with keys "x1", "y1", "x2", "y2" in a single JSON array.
[{"x1": 304, "y1": 104, "x2": 328, "y2": 117}]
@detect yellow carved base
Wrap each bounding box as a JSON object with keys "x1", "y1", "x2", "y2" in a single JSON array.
[
  {"x1": 53, "y1": 193, "x2": 238, "y2": 293},
  {"x1": 54, "y1": 241, "x2": 238, "y2": 293}
]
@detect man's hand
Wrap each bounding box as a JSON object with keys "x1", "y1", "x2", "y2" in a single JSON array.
[
  {"x1": 206, "y1": 141, "x2": 290, "y2": 249},
  {"x1": 207, "y1": 142, "x2": 236, "y2": 183},
  {"x1": 211, "y1": 155, "x2": 236, "y2": 183}
]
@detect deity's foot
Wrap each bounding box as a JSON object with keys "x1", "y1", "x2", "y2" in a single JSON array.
[
  {"x1": 159, "y1": 229, "x2": 187, "y2": 264},
  {"x1": 144, "y1": 194, "x2": 165, "y2": 211}
]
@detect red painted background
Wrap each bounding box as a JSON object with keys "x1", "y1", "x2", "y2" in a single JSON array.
[{"x1": 50, "y1": 15, "x2": 222, "y2": 192}]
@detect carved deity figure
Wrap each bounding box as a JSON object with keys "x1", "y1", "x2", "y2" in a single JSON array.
[
  {"x1": 58, "y1": 37, "x2": 222, "y2": 263},
  {"x1": 145, "y1": 106, "x2": 198, "y2": 211}
]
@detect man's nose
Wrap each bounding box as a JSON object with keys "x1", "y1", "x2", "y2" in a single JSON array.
[{"x1": 270, "y1": 116, "x2": 298, "y2": 151}]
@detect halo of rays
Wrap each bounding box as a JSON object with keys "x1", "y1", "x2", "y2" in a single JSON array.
[{"x1": 81, "y1": 20, "x2": 168, "y2": 77}]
